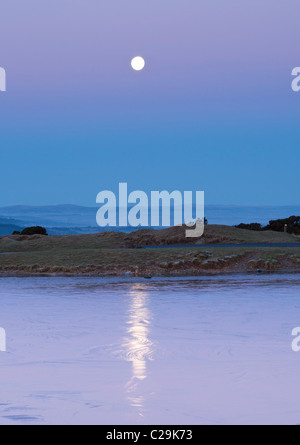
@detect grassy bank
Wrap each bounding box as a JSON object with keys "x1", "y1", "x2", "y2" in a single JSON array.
[{"x1": 0, "y1": 225, "x2": 299, "y2": 276}]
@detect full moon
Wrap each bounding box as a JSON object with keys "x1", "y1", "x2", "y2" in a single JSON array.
[{"x1": 131, "y1": 56, "x2": 145, "y2": 71}]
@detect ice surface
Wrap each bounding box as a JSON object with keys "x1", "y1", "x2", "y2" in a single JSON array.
[{"x1": 0, "y1": 274, "x2": 300, "y2": 425}]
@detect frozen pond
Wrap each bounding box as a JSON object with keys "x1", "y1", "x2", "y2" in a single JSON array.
[{"x1": 0, "y1": 274, "x2": 300, "y2": 425}]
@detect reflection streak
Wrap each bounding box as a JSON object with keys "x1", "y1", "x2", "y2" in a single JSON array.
[{"x1": 124, "y1": 283, "x2": 154, "y2": 412}]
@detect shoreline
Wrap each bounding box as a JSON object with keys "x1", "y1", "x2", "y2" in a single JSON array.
[
  {"x1": 1, "y1": 263, "x2": 300, "y2": 278},
  {"x1": 1, "y1": 225, "x2": 299, "y2": 278},
  {"x1": 1, "y1": 268, "x2": 300, "y2": 279}
]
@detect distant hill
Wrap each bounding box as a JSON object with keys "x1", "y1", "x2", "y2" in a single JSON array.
[
  {"x1": 0, "y1": 204, "x2": 300, "y2": 234},
  {"x1": 0, "y1": 205, "x2": 98, "y2": 228},
  {"x1": 0, "y1": 216, "x2": 25, "y2": 236},
  {"x1": 0, "y1": 216, "x2": 24, "y2": 225},
  {"x1": 0, "y1": 204, "x2": 96, "y2": 215},
  {"x1": 0, "y1": 224, "x2": 24, "y2": 236}
]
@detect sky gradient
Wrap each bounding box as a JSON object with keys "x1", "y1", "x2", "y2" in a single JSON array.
[{"x1": 0, "y1": 0, "x2": 300, "y2": 206}]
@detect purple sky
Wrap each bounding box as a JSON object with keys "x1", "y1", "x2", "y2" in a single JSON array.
[{"x1": 0, "y1": 0, "x2": 300, "y2": 206}]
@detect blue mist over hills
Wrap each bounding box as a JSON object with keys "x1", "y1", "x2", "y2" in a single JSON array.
[{"x1": 0, "y1": 204, "x2": 299, "y2": 236}]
